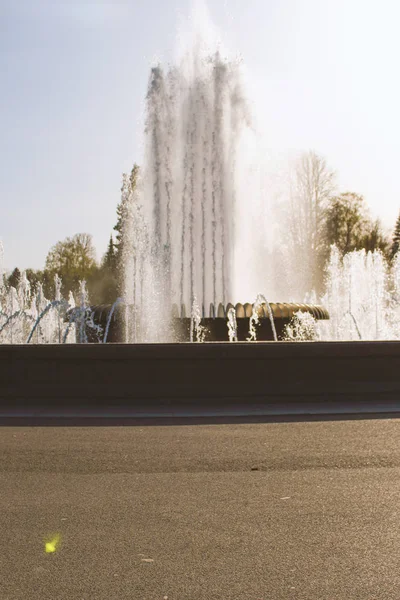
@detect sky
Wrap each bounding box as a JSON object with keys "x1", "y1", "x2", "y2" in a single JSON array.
[{"x1": 1, "y1": 0, "x2": 399, "y2": 270}]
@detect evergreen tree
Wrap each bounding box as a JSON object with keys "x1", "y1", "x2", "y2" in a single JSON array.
[
  {"x1": 7, "y1": 267, "x2": 21, "y2": 289},
  {"x1": 390, "y1": 212, "x2": 400, "y2": 260},
  {"x1": 88, "y1": 235, "x2": 118, "y2": 304},
  {"x1": 102, "y1": 235, "x2": 117, "y2": 271},
  {"x1": 114, "y1": 164, "x2": 140, "y2": 259},
  {"x1": 113, "y1": 163, "x2": 140, "y2": 293},
  {"x1": 361, "y1": 219, "x2": 390, "y2": 259}
]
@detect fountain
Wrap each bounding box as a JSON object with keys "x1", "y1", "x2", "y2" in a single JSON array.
[
  {"x1": 118, "y1": 48, "x2": 247, "y2": 342},
  {"x1": 0, "y1": 272, "x2": 103, "y2": 345},
  {"x1": 115, "y1": 41, "x2": 330, "y2": 343},
  {"x1": 320, "y1": 247, "x2": 400, "y2": 341},
  {"x1": 1, "y1": 18, "x2": 400, "y2": 419},
  {"x1": 1, "y1": 33, "x2": 399, "y2": 346}
]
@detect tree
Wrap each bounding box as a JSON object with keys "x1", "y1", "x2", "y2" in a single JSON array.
[
  {"x1": 25, "y1": 269, "x2": 42, "y2": 290},
  {"x1": 7, "y1": 267, "x2": 21, "y2": 289},
  {"x1": 324, "y1": 193, "x2": 390, "y2": 259},
  {"x1": 45, "y1": 233, "x2": 97, "y2": 297},
  {"x1": 113, "y1": 163, "x2": 140, "y2": 293},
  {"x1": 324, "y1": 192, "x2": 368, "y2": 255},
  {"x1": 361, "y1": 218, "x2": 390, "y2": 258},
  {"x1": 89, "y1": 235, "x2": 118, "y2": 305},
  {"x1": 390, "y1": 212, "x2": 400, "y2": 260},
  {"x1": 284, "y1": 151, "x2": 336, "y2": 296},
  {"x1": 102, "y1": 236, "x2": 117, "y2": 271},
  {"x1": 114, "y1": 164, "x2": 140, "y2": 260}
]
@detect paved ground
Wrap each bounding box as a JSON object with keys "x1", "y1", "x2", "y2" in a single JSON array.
[{"x1": 1, "y1": 418, "x2": 400, "y2": 599}]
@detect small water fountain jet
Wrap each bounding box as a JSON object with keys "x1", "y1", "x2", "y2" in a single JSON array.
[
  {"x1": 66, "y1": 281, "x2": 103, "y2": 344},
  {"x1": 227, "y1": 307, "x2": 238, "y2": 342},
  {"x1": 321, "y1": 247, "x2": 400, "y2": 341},
  {"x1": 247, "y1": 295, "x2": 278, "y2": 342},
  {"x1": 190, "y1": 297, "x2": 207, "y2": 342},
  {"x1": 0, "y1": 262, "x2": 105, "y2": 344},
  {"x1": 247, "y1": 299, "x2": 261, "y2": 342},
  {"x1": 103, "y1": 297, "x2": 124, "y2": 344},
  {"x1": 344, "y1": 311, "x2": 363, "y2": 340},
  {"x1": 283, "y1": 311, "x2": 318, "y2": 342},
  {"x1": 26, "y1": 299, "x2": 69, "y2": 344}
]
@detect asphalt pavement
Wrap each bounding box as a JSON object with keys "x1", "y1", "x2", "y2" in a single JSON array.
[{"x1": 1, "y1": 418, "x2": 400, "y2": 599}]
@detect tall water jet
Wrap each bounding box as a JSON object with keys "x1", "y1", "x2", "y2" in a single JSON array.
[
  {"x1": 123, "y1": 43, "x2": 250, "y2": 342},
  {"x1": 227, "y1": 307, "x2": 238, "y2": 342}
]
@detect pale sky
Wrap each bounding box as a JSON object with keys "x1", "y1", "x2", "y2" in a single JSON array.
[{"x1": 1, "y1": 0, "x2": 399, "y2": 270}]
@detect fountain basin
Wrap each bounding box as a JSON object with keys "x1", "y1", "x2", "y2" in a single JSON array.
[
  {"x1": 89, "y1": 302, "x2": 329, "y2": 342},
  {"x1": 1, "y1": 341, "x2": 399, "y2": 417}
]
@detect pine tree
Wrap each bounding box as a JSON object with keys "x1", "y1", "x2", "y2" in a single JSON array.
[
  {"x1": 7, "y1": 267, "x2": 21, "y2": 289},
  {"x1": 114, "y1": 164, "x2": 140, "y2": 259},
  {"x1": 361, "y1": 218, "x2": 390, "y2": 258},
  {"x1": 113, "y1": 164, "x2": 140, "y2": 293},
  {"x1": 102, "y1": 235, "x2": 117, "y2": 272},
  {"x1": 390, "y1": 212, "x2": 400, "y2": 260},
  {"x1": 88, "y1": 235, "x2": 118, "y2": 305}
]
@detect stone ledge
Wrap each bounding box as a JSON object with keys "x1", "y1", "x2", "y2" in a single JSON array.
[{"x1": 1, "y1": 342, "x2": 400, "y2": 409}]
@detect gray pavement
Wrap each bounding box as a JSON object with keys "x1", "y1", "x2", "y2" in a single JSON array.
[{"x1": 1, "y1": 419, "x2": 400, "y2": 599}]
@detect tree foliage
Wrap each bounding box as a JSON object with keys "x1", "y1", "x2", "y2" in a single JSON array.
[
  {"x1": 7, "y1": 155, "x2": 395, "y2": 309},
  {"x1": 361, "y1": 219, "x2": 390, "y2": 257},
  {"x1": 285, "y1": 151, "x2": 336, "y2": 295},
  {"x1": 45, "y1": 233, "x2": 97, "y2": 297},
  {"x1": 92, "y1": 235, "x2": 118, "y2": 304},
  {"x1": 390, "y1": 212, "x2": 400, "y2": 260},
  {"x1": 280, "y1": 152, "x2": 393, "y2": 296},
  {"x1": 7, "y1": 267, "x2": 21, "y2": 289},
  {"x1": 114, "y1": 164, "x2": 140, "y2": 259},
  {"x1": 5, "y1": 163, "x2": 140, "y2": 306},
  {"x1": 102, "y1": 236, "x2": 117, "y2": 271},
  {"x1": 113, "y1": 163, "x2": 140, "y2": 294},
  {"x1": 324, "y1": 192, "x2": 390, "y2": 258},
  {"x1": 324, "y1": 192, "x2": 368, "y2": 255}
]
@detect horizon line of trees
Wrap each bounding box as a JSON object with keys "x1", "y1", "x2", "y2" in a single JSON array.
[
  {"x1": 3, "y1": 155, "x2": 400, "y2": 304},
  {"x1": 3, "y1": 164, "x2": 140, "y2": 305}
]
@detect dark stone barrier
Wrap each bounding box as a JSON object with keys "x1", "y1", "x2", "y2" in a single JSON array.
[{"x1": 1, "y1": 342, "x2": 400, "y2": 412}]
